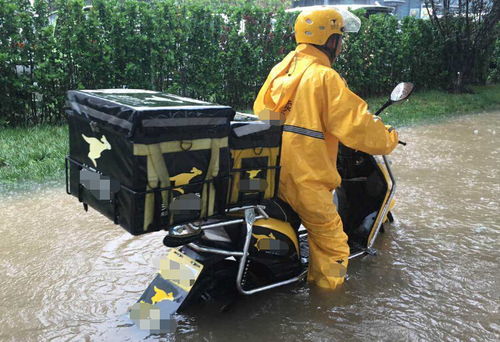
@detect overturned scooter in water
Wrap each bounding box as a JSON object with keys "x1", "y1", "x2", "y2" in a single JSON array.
[{"x1": 130, "y1": 82, "x2": 414, "y2": 330}]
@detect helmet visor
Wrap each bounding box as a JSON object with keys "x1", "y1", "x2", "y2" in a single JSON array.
[{"x1": 334, "y1": 8, "x2": 361, "y2": 33}]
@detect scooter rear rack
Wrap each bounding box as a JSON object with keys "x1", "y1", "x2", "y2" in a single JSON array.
[
  {"x1": 174, "y1": 204, "x2": 367, "y2": 295},
  {"x1": 179, "y1": 205, "x2": 307, "y2": 295}
]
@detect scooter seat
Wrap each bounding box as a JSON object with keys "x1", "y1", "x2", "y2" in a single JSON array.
[{"x1": 261, "y1": 198, "x2": 302, "y2": 232}]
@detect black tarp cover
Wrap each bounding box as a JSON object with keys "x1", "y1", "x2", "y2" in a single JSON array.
[{"x1": 67, "y1": 89, "x2": 235, "y2": 143}]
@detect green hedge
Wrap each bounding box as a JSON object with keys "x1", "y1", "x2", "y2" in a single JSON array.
[
  {"x1": 0, "y1": 0, "x2": 496, "y2": 126},
  {"x1": 487, "y1": 24, "x2": 500, "y2": 84}
]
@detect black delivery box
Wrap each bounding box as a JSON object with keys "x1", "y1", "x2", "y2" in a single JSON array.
[
  {"x1": 228, "y1": 118, "x2": 282, "y2": 207},
  {"x1": 66, "y1": 89, "x2": 235, "y2": 235}
]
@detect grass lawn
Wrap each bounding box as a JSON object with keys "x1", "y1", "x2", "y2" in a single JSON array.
[
  {"x1": 0, "y1": 125, "x2": 68, "y2": 185},
  {"x1": 0, "y1": 84, "x2": 499, "y2": 185}
]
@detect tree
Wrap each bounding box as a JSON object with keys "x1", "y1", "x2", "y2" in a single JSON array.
[
  {"x1": 424, "y1": 0, "x2": 499, "y2": 92},
  {"x1": 176, "y1": 0, "x2": 291, "y2": 10}
]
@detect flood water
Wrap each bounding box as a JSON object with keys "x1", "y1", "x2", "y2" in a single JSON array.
[{"x1": 1, "y1": 112, "x2": 499, "y2": 342}]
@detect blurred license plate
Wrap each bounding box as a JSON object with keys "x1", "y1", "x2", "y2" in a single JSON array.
[
  {"x1": 159, "y1": 248, "x2": 204, "y2": 292},
  {"x1": 131, "y1": 248, "x2": 204, "y2": 333}
]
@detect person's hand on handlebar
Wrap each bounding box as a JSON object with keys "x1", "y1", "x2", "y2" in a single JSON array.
[{"x1": 385, "y1": 125, "x2": 406, "y2": 145}]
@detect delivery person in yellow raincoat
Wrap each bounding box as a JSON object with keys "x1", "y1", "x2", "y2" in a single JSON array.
[{"x1": 253, "y1": 7, "x2": 399, "y2": 289}]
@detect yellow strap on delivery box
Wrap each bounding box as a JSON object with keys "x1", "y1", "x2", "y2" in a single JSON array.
[
  {"x1": 229, "y1": 147, "x2": 279, "y2": 204},
  {"x1": 134, "y1": 137, "x2": 228, "y2": 231}
]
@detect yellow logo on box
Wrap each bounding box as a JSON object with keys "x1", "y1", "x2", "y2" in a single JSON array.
[
  {"x1": 246, "y1": 170, "x2": 262, "y2": 179},
  {"x1": 170, "y1": 167, "x2": 203, "y2": 194},
  {"x1": 82, "y1": 134, "x2": 111, "y2": 167}
]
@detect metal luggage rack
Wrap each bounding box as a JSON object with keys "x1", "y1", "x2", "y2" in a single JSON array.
[
  {"x1": 175, "y1": 201, "x2": 380, "y2": 295},
  {"x1": 170, "y1": 205, "x2": 308, "y2": 295},
  {"x1": 65, "y1": 156, "x2": 229, "y2": 227}
]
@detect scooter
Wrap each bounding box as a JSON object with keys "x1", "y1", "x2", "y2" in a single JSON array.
[{"x1": 130, "y1": 82, "x2": 414, "y2": 332}]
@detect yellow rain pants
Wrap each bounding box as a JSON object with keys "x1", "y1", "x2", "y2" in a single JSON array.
[{"x1": 254, "y1": 44, "x2": 399, "y2": 289}]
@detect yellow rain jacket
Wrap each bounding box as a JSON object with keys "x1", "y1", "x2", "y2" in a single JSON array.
[{"x1": 254, "y1": 44, "x2": 399, "y2": 289}]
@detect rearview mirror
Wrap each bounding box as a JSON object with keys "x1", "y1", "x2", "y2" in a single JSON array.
[
  {"x1": 390, "y1": 82, "x2": 414, "y2": 103},
  {"x1": 374, "y1": 81, "x2": 415, "y2": 116}
]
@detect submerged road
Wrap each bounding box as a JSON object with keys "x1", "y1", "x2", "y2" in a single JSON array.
[{"x1": 0, "y1": 111, "x2": 499, "y2": 341}]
